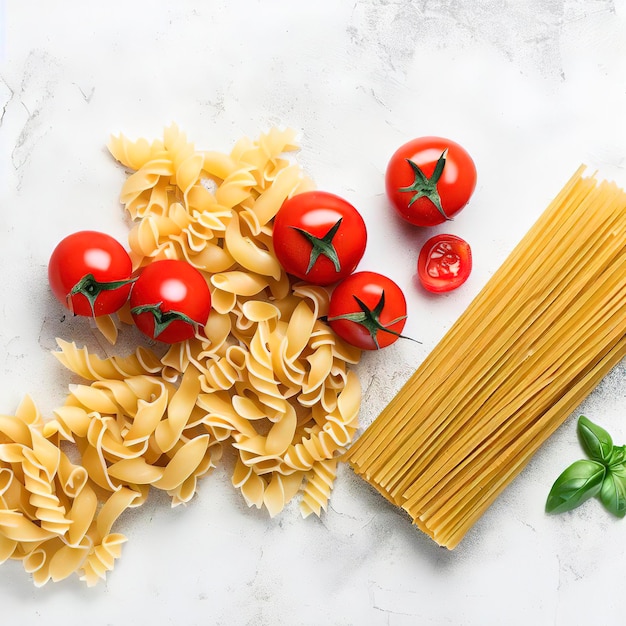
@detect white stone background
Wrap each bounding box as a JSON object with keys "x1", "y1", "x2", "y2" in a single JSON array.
[{"x1": 1, "y1": 0, "x2": 626, "y2": 624}]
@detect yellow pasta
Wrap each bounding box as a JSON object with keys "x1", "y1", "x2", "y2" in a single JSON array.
[
  {"x1": 300, "y1": 458, "x2": 339, "y2": 518},
  {"x1": 53, "y1": 339, "x2": 163, "y2": 381},
  {"x1": 0, "y1": 396, "x2": 143, "y2": 586},
  {"x1": 0, "y1": 125, "x2": 364, "y2": 586},
  {"x1": 347, "y1": 167, "x2": 626, "y2": 549}
]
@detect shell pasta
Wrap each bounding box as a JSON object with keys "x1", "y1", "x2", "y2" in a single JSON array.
[{"x1": 0, "y1": 126, "x2": 362, "y2": 586}]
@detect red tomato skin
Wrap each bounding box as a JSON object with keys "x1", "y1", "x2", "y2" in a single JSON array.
[
  {"x1": 385, "y1": 137, "x2": 477, "y2": 227},
  {"x1": 48, "y1": 230, "x2": 133, "y2": 316},
  {"x1": 328, "y1": 271, "x2": 407, "y2": 350},
  {"x1": 272, "y1": 191, "x2": 367, "y2": 285},
  {"x1": 130, "y1": 259, "x2": 212, "y2": 344},
  {"x1": 417, "y1": 234, "x2": 472, "y2": 293}
]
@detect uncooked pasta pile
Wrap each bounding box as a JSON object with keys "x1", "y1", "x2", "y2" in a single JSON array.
[
  {"x1": 347, "y1": 166, "x2": 626, "y2": 549},
  {"x1": 0, "y1": 125, "x2": 362, "y2": 586}
]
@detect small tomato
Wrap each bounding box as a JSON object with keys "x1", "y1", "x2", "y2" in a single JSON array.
[
  {"x1": 130, "y1": 259, "x2": 212, "y2": 343},
  {"x1": 385, "y1": 137, "x2": 477, "y2": 226},
  {"x1": 48, "y1": 230, "x2": 134, "y2": 317},
  {"x1": 327, "y1": 271, "x2": 411, "y2": 350},
  {"x1": 272, "y1": 191, "x2": 367, "y2": 285}
]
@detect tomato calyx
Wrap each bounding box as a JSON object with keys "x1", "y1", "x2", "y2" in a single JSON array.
[
  {"x1": 130, "y1": 302, "x2": 200, "y2": 339},
  {"x1": 291, "y1": 217, "x2": 343, "y2": 275},
  {"x1": 69, "y1": 273, "x2": 137, "y2": 316},
  {"x1": 327, "y1": 291, "x2": 415, "y2": 350},
  {"x1": 398, "y1": 150, "x2": 451, "y2": 221}
]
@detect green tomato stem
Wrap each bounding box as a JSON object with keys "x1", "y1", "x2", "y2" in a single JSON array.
[
  {"x1": 327, "y1": 290, "x2": 418, "y2": 350},
  {"x1": 69, "y1": 273, "x2": 136, "y2": 316},
  {"x1": 291, "y1": 217, "x2": 343, "y2": 275},
  {"x1": 398, "y1": 150, "x2": 451, "y2": 221},
  {"x1": 131, "y1": 302, "x2": 198, "y2": 338}
]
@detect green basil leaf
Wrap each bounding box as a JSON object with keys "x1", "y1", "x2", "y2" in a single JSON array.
[
  {"x1": 546, "y1": 459, "x2": 606, "y2": 514},
  {"x1": 608, "y1": 444, "x2": 626, "y2": 467},
  {"x1": 599, "y1": 465, "x2": 626, "y2": 518},
  {"x1": 577, "y1": 416, "x2": 613, "y2": 464}
]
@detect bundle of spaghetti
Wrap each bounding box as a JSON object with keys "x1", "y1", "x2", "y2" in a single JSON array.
[{"x1": 347, "y1": 166, "x2": 626, "y2": 549}]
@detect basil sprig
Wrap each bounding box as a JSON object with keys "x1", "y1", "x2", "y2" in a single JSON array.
[{"x1": 546, "y1": 416, "x2": 626, "y2": 518}]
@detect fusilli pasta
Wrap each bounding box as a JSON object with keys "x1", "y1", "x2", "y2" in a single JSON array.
[{"x1": 0, "y1": 125, "x2": 363, "y2": 586}]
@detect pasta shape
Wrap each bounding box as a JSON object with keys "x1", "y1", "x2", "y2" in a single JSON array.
[
  {"x1": 0, "y1": 397, "x2": 142, "y2": 586},
  {"x1": 54, "y1": 339, "x2": 163, "y2": 381},
  {"x1": 300, "y1": 458, "x2": 339, "y2": 518},
  {"x1": 1, "y1": 126, "x2": 363, "y2": 586}
]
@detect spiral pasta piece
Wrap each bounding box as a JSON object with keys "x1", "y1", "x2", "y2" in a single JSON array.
[
  {"x1": 300, "y1": 458, "x2": 339, "y2": 518},
  {"x1": 79, "y1": 485, "x2": 143, "y2": 586},
  {"x1": 54, "y1": 339, "x2": 163, "y2": 381}
]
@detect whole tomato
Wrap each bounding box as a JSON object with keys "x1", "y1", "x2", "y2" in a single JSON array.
[
  {"x1": 385, "y1": 137, "x2": 477, "y2": 226},
  {"x1": 130, "y1": 259, "x2": 212, "y2": 343},
  {"x1": 327, "y1": 271, "x2": 410, "y2": 350},
  {"x1": 417, "y1": 234, "x2": 472, "y2": 293},
  {"x1": 272, "y1": 191, "x2": 367, "y2": 285},
  {"x1": 48, "y1": 230, "x2": 134, "y2": 317}
]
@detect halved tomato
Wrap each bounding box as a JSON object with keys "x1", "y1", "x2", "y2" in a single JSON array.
[{"x1": 417, "y1": 234, "x2": 472, "y2": 293}]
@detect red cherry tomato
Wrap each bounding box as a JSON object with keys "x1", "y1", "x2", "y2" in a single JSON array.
[
  {"x1": 417, "y1": 234, "x2": 472, "y2": 293},
  {"x1": 385, "y1": 137, "x2": 477, "y2": 227},
  {"x1": 130, "y1": 259, "x2": 212, "y2": 344},
  {"x1": 48, "y1": 230, "x2": 133, "y2": 317},
  {"x1": 327, "y1": 271, "x2": 409, "y2": 350},
  {"x1": 272, "y1": 191, "x2": 367, "y2": 285}
]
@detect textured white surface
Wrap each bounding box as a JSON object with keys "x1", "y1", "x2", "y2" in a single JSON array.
[{"x1": 2, "y1": 0, "x2": 626, "y2": 624}]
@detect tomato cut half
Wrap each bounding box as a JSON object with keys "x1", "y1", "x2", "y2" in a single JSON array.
[{"x1": 417, "y1": 234, "x2": 472, "y2": 293}]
